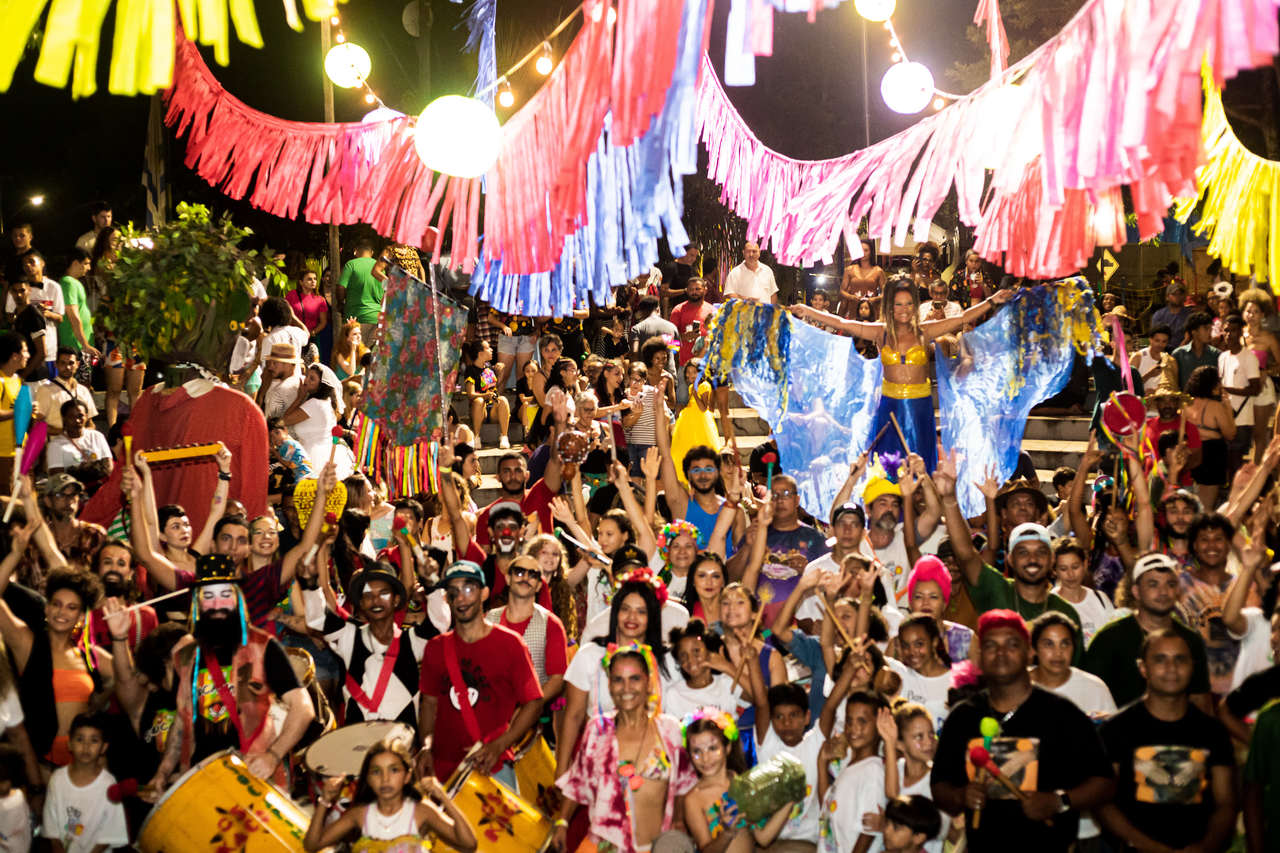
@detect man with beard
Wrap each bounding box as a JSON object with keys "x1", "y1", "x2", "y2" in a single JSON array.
[
  {"x1": 1084, "y1": 552, "x2": 1212, "y2": 709},
  {"x1": 935, "y1": 462, "x2": 1082, "y2": 646},
  {"x1": 416, "y1": 560, "x2": 543, "y2": 787},
  {"x1": 1179, "y1": 513, "x2": 1252, "y2": 697},
  {"x1": 1144, "y1": 387, "x2": 1201, "y2": 487},
  {"x1": 1098, "y1": 630, "x2": 1237, "y2": 853},
  {"x1": 40, "y1": 473, "x2": 106, "y2": 575},
  {"x1": 796, "y1": 503, "x2": 903, "y2": 632},
  {"x1": 654, "y1": 410, "x2": 745, "y2": 553},
  {"x1": 932, "y1": 611, "x2": 1115, "y2": 853},
  {"x1": 830, "y1": 452, "x2": 943, "y2": 597},
  {"x1": 669, "y1": 276, "x2": 714, "y2": 366},
  {"x1": 86, "y1": 539, "x2": 157, "y2": 652},
  {"x1": 484, "y1": 554, "x2": 569, "y2": 716},
  {"x1": 303, "y1": 560, "x2": 437, "y2": 725},
  {"x1": 1155, "y1": 489, "x2": 1203, "y2": 569},
  {"x1": 148, "y1": 554, "x2": 313, "y2": 793},
  {"x1": 473, "y1": 451, "x2": 563, "y2": 549}
]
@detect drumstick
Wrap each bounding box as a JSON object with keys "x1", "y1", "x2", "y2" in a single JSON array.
[
  {"x1": 888, "y1": 412, "x2": 910, "y2": 454},
  {"x1": 867, "y1": 420, "x2": 893, "y2": 454},
  {"x1": 730, "y1": 598, "x2": 769, "y2": 691},
  {"x1": 2, "y1": 464, "x2": 20, "y2": 524},
  {"x1": 820, "y1": 593, "x2": 857, "y2": 649},
  {"x1": 121, "y1": 588, "x2": 190, "y2": 613}
]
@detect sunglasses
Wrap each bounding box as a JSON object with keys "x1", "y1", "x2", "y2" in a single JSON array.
[{"x1": 509, "y1": 565, "x2": 540, "y2": 580}]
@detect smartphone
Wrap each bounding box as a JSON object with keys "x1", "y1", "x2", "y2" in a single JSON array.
[{"x1": 691, "y1": 320, "x2": 701, "y2": 333}]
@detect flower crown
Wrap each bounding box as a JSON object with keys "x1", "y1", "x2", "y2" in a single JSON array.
[
  {"x1": 618, "y1": 567, "x2": 669, "y2": 606},
  {"x1": 601, "y1": 642, "x2": 661, "y2": 716},
  {"x1": 681, "y1": 706, "x2": 739, "y2": 745},
  {"x1": 657, "y1": 521, "x2": 700, "y2": 569}
]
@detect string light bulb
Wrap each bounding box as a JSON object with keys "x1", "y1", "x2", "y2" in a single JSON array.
[
  {"x1": 535, "y1": 43, "x2": 553, "y2": 75},
  {"x1": 324, "y1": 42, "x2": 371, "y2": 88},
  {"x1": 329, "y1": 15, "x2": 339, "y2": 25},
  {"x1": 335, "y1": 32, "x2": 346, "y2": 43},
  {"x1": 856, "y1": 0, "x2": 897, "y2": 23},
  {"x1": 880, "y1": 60, "x2": 934, "y2": 114},
  {"x1": 497, "y1": 78, "x2": 515, "y2": 109},
  {"x1": 364, "y1": 92, "x2": 376, "y2": 104},
  {"x1": 932, "y1": 97, "x2": 944, "y2": 109}
]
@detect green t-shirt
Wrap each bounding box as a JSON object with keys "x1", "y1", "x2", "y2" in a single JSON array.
[
  {"x1": 340, "y1": 256, "x2": 383, "y2": 323},
  {"x1": 1081, "y1": 614, "x2": 1211, "y2": 706},
  {"x1": 964, "y1": 563, "x2": 1084, "y2": 663},
  {"x1": 57, "y1": 275, "x2": 92, "y2": 351},
  {"x1": 1245, "y1": 699, "x2": 1280, "y2": 852}
]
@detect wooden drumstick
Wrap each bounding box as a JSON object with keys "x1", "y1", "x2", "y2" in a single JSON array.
[
  {"x1": 820, "y1": 594, "x2": 857, "y2": 650},
  {"x1": 729, "y1": 595, "x2": 770, "y2": 691},
  {"x1": 888, "y1": 412, "x2": 910, "y2": 454}
]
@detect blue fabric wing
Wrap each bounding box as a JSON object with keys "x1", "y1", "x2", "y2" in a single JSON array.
[{"x1": 936, "y1": 279, "x2": 1100, "y2": 518}]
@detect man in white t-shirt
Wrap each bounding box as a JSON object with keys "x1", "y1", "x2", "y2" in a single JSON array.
[
  {"x1": 36, "y1": 348, "x2": 97, "y2": 434},
  {"x1": 918, "y1": 280, "x2": 963, "y2": 322},
  {"x1": 74, "y1": 201, "x2": 112, "y2": 254},
  {"x1": 723, "y1": 242, "x2": 778, "y2": 304},
  {"x1": 6, "y1": 251, "x2": 64, "y2": 375},
  {"x1": 1218, "y1": 313, "x2": 1261, "y2": 464}
]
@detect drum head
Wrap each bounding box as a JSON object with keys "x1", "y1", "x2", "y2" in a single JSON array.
[
  {"x1": 1102, "y1": 391, "x2": 1146, "y2": 437},
  {"x1": 304, "y1": 721, "x2": 414, "y2": 777},
  {"x1": 137, "y1": 749, "x2": 238, "y2": 839}
]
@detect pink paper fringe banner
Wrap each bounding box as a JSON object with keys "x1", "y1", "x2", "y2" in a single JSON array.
[
  {"x1": 164, "y1": 0, "x2": 684, "y2": 279},
  {"x1": 696, "y1": 0, "x2": 1280, "y2": 279}
]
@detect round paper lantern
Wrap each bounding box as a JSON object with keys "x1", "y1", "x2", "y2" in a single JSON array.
[
  {"x1": 854, "y1": 0, "x2": 896, "y2": 21},
  {"x1": 880, "y1": 61, "x2": 934, "y2": 114},
  {"x1": 414, "y1": 95, "x2": 502, "y2": 178},
  {"x1": 324, "y1": 43, "x2": 372, "y2": 89}
]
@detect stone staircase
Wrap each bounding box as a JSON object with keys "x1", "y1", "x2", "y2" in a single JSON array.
[{"x1": 463, "y1": 393, "x2": 1092, "y2": 506}]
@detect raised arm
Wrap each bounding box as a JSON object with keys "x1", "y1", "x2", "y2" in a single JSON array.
[
  {"x1": 1069, "y1": 435, "x2": 1102, "y2": 549},
  {"x1": 653, "y1": 378, "x2": 689, "y2": 517},
  {"x1": 790, "y1": 304, "x2": 883, "y2": 341},
  {"x1": 921, "y1": 289, "x2": 1014, "y2": 340},
  {"x1": 1125, "y1": 439, "x2": 1154, "y2": 551},
  {"x1": 831, "y1": 453, "x2": 869, "y2": 516},
  {"x1": 932, "y1": 451, "x2": 983, "y2": 587},
  {"x1": 1224, "y1": 506, "x2": 1269, "y2": 637},
  {"x1": 1224, "y1": 433, "x2": 1280, "y2": 526},
  {"x1": 280, "y1": 461, "x2": 337, "y2": 588},
  {"x1": 124, "y1": 460, "x2": 183, "y2": 592},
  {"x1": 0, "y1": 515, "x2": 38, "y2": 597},
  {"x1": 609, "y1": 461, "x2": 656, "y2": 557},
  {"x1": 737, "y1": 499, "x2": 772, "y2": 593},
  {"x1": 436, "y1": 443, "x2": 471, "y2": 558},
  {"x1": 193, "y1": 444, "x2": 233, "y2": 554},
  {"x1": 101, "y1": 598, "x2": 146, "y2": 719}
]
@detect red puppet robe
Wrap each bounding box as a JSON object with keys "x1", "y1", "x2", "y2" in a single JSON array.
[{"x1": 82, "y1": 381, "x2": 268, "y2": 533}]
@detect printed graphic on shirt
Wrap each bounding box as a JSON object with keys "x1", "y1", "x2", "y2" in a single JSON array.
[
  {"x1": 965, "y1": 737, "x2": 1039, "y2": 799},
  {"x1": 144, "y1": 709, "x2": 175, "y2": 752},
  {"x1": 62, "y1": 805, "x2": 85, "y2": 837},
  {"x1": 1133, "y1": 745, "x2": 1208, "y2": 804},
  {"x1": 444, "y1": 659, "x2": 489, "y2": 711},
  {"x1": 197, "y1": 665, "x2": 234, "y2": 724}
]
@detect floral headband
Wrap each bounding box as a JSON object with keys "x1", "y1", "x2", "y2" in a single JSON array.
[
  {"x1": 601, "y1": 641, "x2": 661, "y2": 717},
  {"x1": 618, "y1": 567, "x2": 669, "y2": 606},
  {"x1": 681, "y1": 706, "x2": 739, "y2": 745},
  {"x1": 657, "y1": 520, "x2": 700, "y2": 569}
]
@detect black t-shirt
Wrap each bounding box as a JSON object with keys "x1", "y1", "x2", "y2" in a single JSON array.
[
  {"x1": 544, "y1": 317, "x2": 586, "y2": 363},
  {"x1": 933, "y1": 686, "x2": 1114, "y2": 853},
  {"x1": 463, "y1": 362, "x2": 497, "y2": 395},
  {"x1": 192, "y1": 637, "x2": 300, "y2": 762},
  {"x1": 1099, "y1": 702, "x2": 1235, "y2": 848},
  {"x1": 1226, "y1": 663, "x2": 1280, "y2": 719},
  {"x1": 5, "y1": 304, "x2": 44, "y2": 364}
]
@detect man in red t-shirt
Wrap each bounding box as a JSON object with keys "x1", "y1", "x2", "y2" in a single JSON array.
[
  {"x1": 669, "y1": 277, "x2": 715, "y2": 366},
  {"x1": 474, "y1": 452, "x2": 561, "y2": 547},
  {"x1": 1144, "y1": 387, "x2": 1201, "y2": 487},
  {"x1": 417, "y1": 560, "x2": 543, "y2": 785}
]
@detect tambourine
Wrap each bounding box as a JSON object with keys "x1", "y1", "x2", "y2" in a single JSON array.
[
  {"x1": 1101, "y1": 391, "x2": 1147, "y2": 438},
  {"x1": 555, "y1": 430, "x2": 591, "y2": 480}
]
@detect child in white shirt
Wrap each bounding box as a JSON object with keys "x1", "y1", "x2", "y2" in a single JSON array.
[{"x1": 41, "y1": 714, "x2": 128, "y2": 853}]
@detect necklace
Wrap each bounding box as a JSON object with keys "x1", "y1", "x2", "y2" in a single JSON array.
[{"x1": 367, "y1": 800, "x2": 405, "y2": 836}]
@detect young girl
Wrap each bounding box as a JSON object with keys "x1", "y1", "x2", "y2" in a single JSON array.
[
  {"x1": 665, "y1": 620, "x2": 744, "y2": 722},
  {"x1": 516, "y1": 360, "x2": 540, "y2": 434},
  {"x1": 886, "y1": 615, "x2": 953, "y2": 730},
  {"x1": 877, "y1": 701, "x2": 949, "y2": 853},
  {"x1": 305, "y1": 737, "x2": 476, "y2": 853},
  {"x1": 656, "y1": 520, "x2": 699, "y2": 602},
  {"x1": 1049, "y1": 538, "x2": 1114, "y2": 643},
  {"x1": 683, "y1": 709, "x2": 794, "y2": 853}
]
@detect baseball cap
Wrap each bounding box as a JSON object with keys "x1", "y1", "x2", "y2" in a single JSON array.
[
  {"x1": 1007, "y1": 522, "x2": 1052, "y2": 550},
  {"x1": 488, "y1": 501, "x2": 524, "y2": 526},
  {"x1": 42, "y1": 473, "x2": 84, "y2": 497},
  {"x1": 830, "y1": 503, "x2": 866, "y2": 527},
  {"x1": 611, "y1": 543, "x2": 648, "y2": 574},
  {"x1": 1132, "y1": 552, "x2": 1179, "y2": 583},
  {"x1": 441, "y1": 560, "x2": 486, "y2": 587}
]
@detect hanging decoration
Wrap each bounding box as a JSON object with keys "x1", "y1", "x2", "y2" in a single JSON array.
[
  {"x1": 696, "y1": 0, "x2": 1280, "y2": 280},
  {"x1": 164, "y1": 36, "x2": 480, "y2": 265},
  {"x1": 0, "y1": 0, "x2": 342, "y2": 98},
  {"x1": 853, "y1": 0, "x2": 895, "y2": 22},
  {"x1": 1173, "y1": 69, "x2": 1280, "y2": 287},
  {"x1": 460, "y1": 0, "x2": 497, "y2": 109},
  {"x1": 880, "y1": 60, "x2": 933, "y2": 115}
]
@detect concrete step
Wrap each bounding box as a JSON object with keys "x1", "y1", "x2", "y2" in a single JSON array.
[
  {"x1": 1022, "y1": 416, "x2": 1093, "y2": 443},
  {"x1": 1020, "y1": 438, "x2": 1088, "y2": 473}
]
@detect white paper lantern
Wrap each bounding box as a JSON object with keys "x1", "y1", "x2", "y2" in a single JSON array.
[
  {"x1": 880, "y1": 61, "x2": 934, "y2": 114},
  {"x1": 361, "y1": 106, "x2": 404, "y2": 124},
  {"x1": 854, "y1": 0, "x2": 896, "y2": 22},
  {"x1": 414, "y1": 95, "x2": 502, "y2": 178},
  {"x1": 325, "y1": 43, "x2": 372, "y2": 89}
]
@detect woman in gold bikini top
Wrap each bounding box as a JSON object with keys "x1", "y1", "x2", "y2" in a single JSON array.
[{"x1": 791, "y1": 276, "x2": 1013, "y2": 470}]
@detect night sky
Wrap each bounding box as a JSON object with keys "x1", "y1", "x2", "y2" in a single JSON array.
[{"x1": 0, "y1": 0, "x2": 1170, "y2": 263}]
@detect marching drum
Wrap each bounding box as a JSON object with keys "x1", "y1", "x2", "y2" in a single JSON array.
[
  {"x1": 511, "y1": 731, "x2": 560, "y2": 817},
  {"x1": 438, "y1": 762, "x2": 554, "y2": 853},
  {"x1": 139, "y1": 749, "x2": 319, "y2": 852},
  {"x1": 304, "y1": 721, "x2": 416, "y2": 778}
]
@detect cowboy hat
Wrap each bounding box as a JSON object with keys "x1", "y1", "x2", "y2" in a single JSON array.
[
  {"x1": 265, "y1": 342, "x2": 303, "y2": 364},
  {"x1": 994, "y1": 478, "x2": 1049, "y2": 516}
]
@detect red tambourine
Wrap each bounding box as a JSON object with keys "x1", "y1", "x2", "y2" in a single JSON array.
[{"x1": 1101, "y1": 391, "x2": 1147, "y2": 437}]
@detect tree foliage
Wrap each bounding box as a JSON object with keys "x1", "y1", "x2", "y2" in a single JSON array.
[
  {"x1": 101, "y1": 202, "x2": 285, "y2": 370},
  {"x1": 945, "y1": 0, "x2": 1085, "y2": 94}
]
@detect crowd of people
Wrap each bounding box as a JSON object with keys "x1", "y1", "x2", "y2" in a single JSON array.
[{"x1": 0, "y1": 207, "x2": 1274, "y2": 853}]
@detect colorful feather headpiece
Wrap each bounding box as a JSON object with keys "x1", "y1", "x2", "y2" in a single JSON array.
[{"x1": 681, "y1": 706, "x2": 739, "y2": 745}]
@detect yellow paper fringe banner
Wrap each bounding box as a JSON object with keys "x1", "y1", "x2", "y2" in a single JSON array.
[
  {"x1": 1174, "y1": 68, "x2": 1280, "y2": 289},
  {"x1": 0, "y1": 0, "x2": 341, "y2": 99}
]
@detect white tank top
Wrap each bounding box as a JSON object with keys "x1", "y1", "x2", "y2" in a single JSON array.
[{"x1": 360, "y1": 798, "x2": 420, "y2": 840}]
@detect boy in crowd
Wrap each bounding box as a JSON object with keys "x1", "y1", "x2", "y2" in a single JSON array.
[{"x1": 42, "y1": 714, "x2": 129, "y2": 852}]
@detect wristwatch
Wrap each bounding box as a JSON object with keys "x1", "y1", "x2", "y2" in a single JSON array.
[{"x1": 1054, "y1": 789, "x2": 1072, "y2": 813}]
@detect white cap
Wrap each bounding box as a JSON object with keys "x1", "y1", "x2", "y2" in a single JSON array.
[{"x1": 1132, "y1": 552, "x2": 1179, "y2": 583}]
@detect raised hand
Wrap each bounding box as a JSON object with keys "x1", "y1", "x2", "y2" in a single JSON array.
[
  {"x1": 640, "y1": 446, "x2": 661, "y2": 481},
  {"x1": 215, "y1": 442, "x2": 232, "y2": 474},
  {"x1": 1080, "y1": 432, "x2": 1102, "y2": 473},
  {"x1": 975, "y1": 467, "x2": 1000, "y2": 502},
  {"x1": 875, "y1": 706, "x2": 898, "y2": 745},
  {"x1": 549, "y1": 496, "x2": 575, "y2": 524}
]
